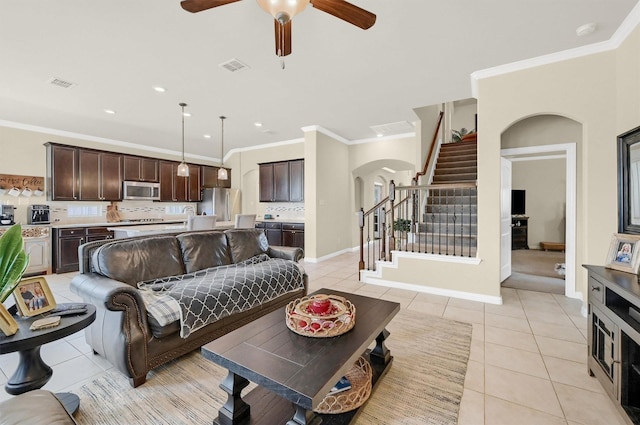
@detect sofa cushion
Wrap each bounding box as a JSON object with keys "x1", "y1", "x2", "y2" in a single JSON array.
[
  {"x1": 176, "y1": 231, "x2": 232, "y2": 273},
  {"x1": 225, "y1": 229, "x2": 269, "y2": 263},
  {"x1": 0, "y1": 389, "x2": 77, "y2": 425},
  {"x1": 92, "y1": 236, "x2": 186, "y2": 286}
]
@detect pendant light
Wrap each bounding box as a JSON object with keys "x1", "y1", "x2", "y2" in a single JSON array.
[
  {"x1": 177, "y1": 102, "x2": 190, "y2": 177},
  {"x1": 218, "y1": 116, "x2": 228, "y2": 180}
]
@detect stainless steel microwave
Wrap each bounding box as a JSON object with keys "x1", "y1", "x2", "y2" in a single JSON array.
[{"x1": 122, "y1": 181, "x2": 160, "y2": 201}]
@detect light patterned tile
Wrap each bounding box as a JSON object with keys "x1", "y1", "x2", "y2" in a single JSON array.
[
  {"x1": 485, "y1": 343, "x2": 548, "y2": 378},
  {"x1": 485, "y1": 326, "x2": 539, "y2": 353},
  {"x1": 464, "y1": 360, "x2": 484, "y2": 393},
  {"x1": 485, "y1": 395, "x2": 568, "y2": 425},
  {"x1": 554, "y1": 382, "x2": 627, "y2": 425},
  {"x1": 543, "y1": 356, "x2": 603, "y2": 393},
  {"x1": 458, "y1": 389, "x2": 484, "y2": 425},
  {"x1": 536, "y1": 335, "x2": 587, "y2": 364},
  {"x1": 485, "y1": 312, "x2": 531, "y2": 333},
  {"x1": 444, "y1": 306, "x2": 484, "y2": 325},
  {"x1": 485, "y1": 365, "x2": 563, "y2": 417}
]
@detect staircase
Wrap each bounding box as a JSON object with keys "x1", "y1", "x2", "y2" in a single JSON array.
[{"x1": 419, "y1": 139, "x2": 477, "y2": 255}]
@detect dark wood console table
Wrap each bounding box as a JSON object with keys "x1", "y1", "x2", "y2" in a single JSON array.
[{"x1": 0, "y1": 304, "x2": 96, "y2": 414}]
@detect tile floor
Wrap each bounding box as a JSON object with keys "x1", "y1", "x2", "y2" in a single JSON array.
[{"x1": 0, "y1": 251, "x2": 629, "y2": 425}]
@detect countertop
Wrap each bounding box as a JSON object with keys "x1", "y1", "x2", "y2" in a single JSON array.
[
  {"x1": 107, "y1": 220, "x2": 236, "y2": 235},
  {"x1": 51, "y1": 219, "x2": 186, "y2": 229},
  {"x1": 256, "y1": 218, "x2": 305, "y2": 224}
]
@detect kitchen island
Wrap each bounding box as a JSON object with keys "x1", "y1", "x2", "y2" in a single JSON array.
[{"x1": 108, "y1": 220, "x2": 235, "y2": 239}]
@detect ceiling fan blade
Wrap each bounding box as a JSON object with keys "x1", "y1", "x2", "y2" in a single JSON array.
[
  {"x1": 180, "y1": 0, "x2": 242, "y2": 13},
  {"x1": 274, "y1": 19, "x2": 292, "y2": 57},
  {"x1": 310, "y1": 0, "x2": 376, "y2": 29}
]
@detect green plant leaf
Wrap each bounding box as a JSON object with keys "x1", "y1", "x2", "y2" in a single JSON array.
[{"x1": 0, "y1": 225, "x2": 29, "y2": 303}]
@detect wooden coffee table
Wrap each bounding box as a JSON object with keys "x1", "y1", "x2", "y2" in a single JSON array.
[{"x1": 201, "y1": 289, "x2": 400, "y2": 425}]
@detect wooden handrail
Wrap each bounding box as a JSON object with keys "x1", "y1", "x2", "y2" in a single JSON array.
[{"x1": 414, "y1": 110, "x2": 444, "y2": 183}]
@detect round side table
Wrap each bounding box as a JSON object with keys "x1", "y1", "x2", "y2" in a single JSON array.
[{"x1": 0, "y1": 304, "x2": 96, "y2": 414}]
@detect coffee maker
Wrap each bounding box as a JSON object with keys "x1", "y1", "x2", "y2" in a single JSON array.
[{"x1": 1, "y1": 205, "x2": 15, "y2": 225}]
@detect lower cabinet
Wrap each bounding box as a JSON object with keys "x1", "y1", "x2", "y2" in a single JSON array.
[
  {"x1": 282, "y1": 223, "x2": 304, "y2": 249},
  {"x1": 255, "y1": 222, "x2": 304, "y2": 248},
  {"x1": 53, "y1": 226, "x2": 114, "y2": 273},
  {"x1": 24, "y1": 238, "x2": 50, "y2": 276}
]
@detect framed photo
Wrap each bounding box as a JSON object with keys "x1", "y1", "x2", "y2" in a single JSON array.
[
  {"x1": 12, "y1": 277, "x2": 56, "y2": 317},
  {"x1": 605, "y1": 233, "x2": 640, "y2": 274}
]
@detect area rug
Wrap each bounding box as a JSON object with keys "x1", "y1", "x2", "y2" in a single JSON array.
[{"x1": 74, "y1": 310, "x2": 472, "y2": 425}]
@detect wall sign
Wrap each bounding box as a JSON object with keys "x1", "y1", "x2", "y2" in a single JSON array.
[{"x1": 0, "y1": 174, "x2": 44, "y2": 191}]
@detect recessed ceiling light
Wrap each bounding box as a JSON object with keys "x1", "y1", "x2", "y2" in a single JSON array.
[
  {"x1": 254, "y1": 122, "x2": 263, "y2": 127},
  {"x1": 183, "y1": 112, "x2": 191, "y2": 117},
  {"x1": 104, "y1": 109, "x2": 116, "y2": 114},
  {"x1": 576, "y1": 22, "x2": 597, "y2": 37},
  {"x1": 204, "y1": 134, "x2": 211, "y2": 139},
  {"x1": 153, "y1": 86, "x2": 166, "y2": 93},
  {"x1": 376, "y1": 134, "x2": 383, "y2": 137},
  {"x1": 382, "y1": 167, "x2": 396, "y2": 173}
]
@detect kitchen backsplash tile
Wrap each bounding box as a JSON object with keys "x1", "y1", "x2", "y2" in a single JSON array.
[{"x1": 261, "y1": 203, "x2": 305, "y2": 220}]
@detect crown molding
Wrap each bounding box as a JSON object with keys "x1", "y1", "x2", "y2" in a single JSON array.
[
  {"x1": 0, "y1": 119, "x2": 214, "y2": 162},
  {"x1": 470, "y1": 2, "x2": 640, "y2": 97}
]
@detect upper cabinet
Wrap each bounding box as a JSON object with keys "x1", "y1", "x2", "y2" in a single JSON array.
[
  {"x1": 259, "y1": 159, "x2": 304, "y2": 202},
  {"x1": 47, "y1": 144, "x2": 122, "y2": 201},
  {"x1": 159, "y1": 161, "x2": 201, "y2": 202},
  {"x1": 47, "y1": 143, "x2": 226, "y2": 202},
  {"x1": 47, "y1": 144, "x2": 79, "y2": 201},
  {"x1": 78, "y1": 150, "x2": 122, "y2": 201},
  {"x1": 123, "y1": 156, "x2": 158, "y2": 182},
  {"x1": 202, "y1": 165, "x2": 231, "y2": 189}
]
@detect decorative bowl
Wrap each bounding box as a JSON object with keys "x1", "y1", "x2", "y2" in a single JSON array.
[{"x1": 286, "y1": 294, "x2": 355, "y2": 338}]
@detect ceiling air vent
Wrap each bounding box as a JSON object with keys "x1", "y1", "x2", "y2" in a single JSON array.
[
  {"x1": 46, "y1": 77, "x2": 76, "y2": 89},
  {"x1": 219, "y1": 59, "x2": 249, "y2": 73},
  {"x1": 370, "y1": 121, "x2": 414, "y2": 137}
]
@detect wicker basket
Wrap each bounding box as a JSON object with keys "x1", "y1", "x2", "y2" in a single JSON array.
[
  {"x1": 285, "y1": 294, "x2": 356, "y2": 338},
  {"x1": 314, "y1": 357, "x2": 372, "y2": 414}
]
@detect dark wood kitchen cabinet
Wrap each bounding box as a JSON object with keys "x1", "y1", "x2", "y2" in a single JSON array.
[
  {"x1": 78, "y1": 150, "x2": 122, "y2": 201},
  {"x1": 53, "y1": 227, "x2": 85, "y2": 273},
  {"x1": 53, "y1": 226, "x2": 114, "y2": 273},
  {"x1": 259, "y1": 159, "x2": 304, "y2": 202},
  {"x1": 255, "y1": 222, "x2": 304, "y2": 248},
  {"x1": 47, "y1": 144, "x2": 79, "y2": 201},
  {"x1": 123, "y1": 156, "x2": 158, "y2": 182},
  {"x1": 282, "y1": 223, "x2": 304, "y2": 248},
  {"x1": 202, "y1": 166, "x2": 232, "y2": 188},
  {"x1": 289, "y1": 159, "x2": 304, "y2": 202},
  {"x1": 159, "y1": 161, "x2": 201, "y2": 202}
]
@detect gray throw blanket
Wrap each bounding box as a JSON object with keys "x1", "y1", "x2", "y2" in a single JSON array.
[{"x1": 138, "y1": 254, "x2": 304, "y2": 337}]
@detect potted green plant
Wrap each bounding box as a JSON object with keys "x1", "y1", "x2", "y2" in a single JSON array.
[
  {"x1": 393, "y1": 219, "x2": 412, "y2": 233},
  {"x1": 452, "y1": 128, "x2": 475, "y2": 143},
  {"x1": 0, "y1": 224, "x2": 29, "y2": 336}
]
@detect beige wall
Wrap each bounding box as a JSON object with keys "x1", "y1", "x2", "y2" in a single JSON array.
[
  {"x1": 474, "y1": 25, "x2": 640, "y2": 299},
  {"x1": 512, "y1": 159, "x2": 566, "y2": 248}
]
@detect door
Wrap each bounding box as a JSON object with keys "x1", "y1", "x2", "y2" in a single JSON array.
[{"x1": 500, "y1": 157, "x2": 512, "y2": 282}]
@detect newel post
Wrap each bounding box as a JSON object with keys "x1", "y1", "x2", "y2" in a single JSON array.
[
  {"x1": 358, "y1": 208, "x2": 365, "y2": 270},
  {"x1": 389, "y1": 180, "x2": 396, "y2": 255}
]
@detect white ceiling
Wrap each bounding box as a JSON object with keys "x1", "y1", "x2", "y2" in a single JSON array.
[{"x1": 0, "y1": 0, "x2": 638, "y2": 161}]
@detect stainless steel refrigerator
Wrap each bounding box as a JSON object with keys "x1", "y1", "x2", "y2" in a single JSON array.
[{"x1": 197, "y1": 188, "x2": 241, "y2": 222}]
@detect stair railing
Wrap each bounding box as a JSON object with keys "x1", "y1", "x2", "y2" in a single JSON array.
[{"x1": 359, "y1": 180, "x2": 477, "y2": 271}]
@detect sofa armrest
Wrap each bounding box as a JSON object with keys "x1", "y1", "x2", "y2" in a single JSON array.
[
  {"x1": 70, "y1": 273, "x2": 150, "y2": 383},
  {"x1": 268, "y1": 246, "x2": 304, "y2": 262}
]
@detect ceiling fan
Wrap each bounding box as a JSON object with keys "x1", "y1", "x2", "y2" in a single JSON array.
[{"x1": 180, "y1": 0, "x2": 376, "y2": 58}]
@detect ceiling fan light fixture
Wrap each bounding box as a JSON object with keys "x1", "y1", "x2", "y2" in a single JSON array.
[{"x1": 256, "y1": 0, "x2": 310, "y2": 22}]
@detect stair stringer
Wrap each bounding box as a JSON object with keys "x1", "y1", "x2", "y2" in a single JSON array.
[{"x1": 359, "y1": 251, "x2": 502, "y2": 305}]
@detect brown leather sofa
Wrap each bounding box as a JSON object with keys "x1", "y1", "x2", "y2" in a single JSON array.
[{"x1": 70, "y1": 228, "x2": 307, "y2": 387}]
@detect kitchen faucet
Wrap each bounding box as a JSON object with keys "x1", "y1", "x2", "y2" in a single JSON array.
[{"x1": 182, "y1": 205, "x2": 195, "y2": 216}]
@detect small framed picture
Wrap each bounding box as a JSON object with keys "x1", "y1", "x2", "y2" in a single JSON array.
[
  {"x1": 13, "y1": 277, "x2": 56, "y2": 317},
  {"x1": 605, "y1": 233, "x2": 640, "y2": 274}
]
